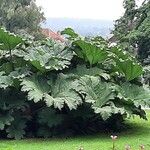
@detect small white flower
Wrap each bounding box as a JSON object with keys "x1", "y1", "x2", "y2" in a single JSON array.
[{"x1": 110, "y1": 135, "x2": 118, "y2": 140}]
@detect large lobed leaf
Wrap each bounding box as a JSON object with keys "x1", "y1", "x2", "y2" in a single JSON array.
[
  {"x1": 110, "y1": 46, "x2": 143, "y2": 81},
  {"x1": 115, "y1": 58, "x2": 143, "y2": 81},
  {"x1": 69, "y1": 65, "x2": 111, "y2": 80},
  {"x1": 45, "y1": 74, "x2": 82, "y2": 110},
  {"x1": 9, "y1": 67, "x2": 31, "y2": 79},
  {"x1": 0, "y1": 28, "x2": 22, "y2": 50},
  {"x1": 94, "y1": 103, "x2": 125, "y2": 120},
  {"x1": 23, "y1": 39, "x2": 73, "y2": 71},
  {"x1": 74, "y1": 75, "x2": 148, "y2": 120},
  {"x1": 21, "y1": 74, "x2": 82, "y2": 110},
  {"x1": 117, "y1": 83, "x2": 150, "y2": 107},
  {"x1": 76, "y1": 75, "x2": 114, "y2": 107},
  {"x1": 0, "y1": 71, "x2": 13, "y2": 89},
  {"x1": 73, "y1": 40, "x2": 108, "y2": 65},
  {"x1": 21, "y1": 75, "x2": 51, "y2": 103}
]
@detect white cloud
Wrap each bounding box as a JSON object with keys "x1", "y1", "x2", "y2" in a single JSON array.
[{"x1": 36, "y1": 0, "x2": 144, "y2": 20}]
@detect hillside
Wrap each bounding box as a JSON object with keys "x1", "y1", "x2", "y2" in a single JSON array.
[{"x1": 42, "y1": 18, "x2": 114, "y2": 37}]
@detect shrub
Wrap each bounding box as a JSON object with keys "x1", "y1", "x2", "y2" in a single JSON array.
[{"x1": 0, "y1": 27, "x2": 150, "y2": 139}]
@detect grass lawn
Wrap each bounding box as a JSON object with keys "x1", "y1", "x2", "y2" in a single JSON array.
[{"x1": 0, "y1": 111, "x2": 150, "y2": 150}]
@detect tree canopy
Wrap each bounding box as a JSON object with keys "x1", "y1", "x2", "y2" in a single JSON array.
[
  {"x1": 113, "y1": 0, "x2": 150, "y2": 65},
  {"x1": 0, "y1": 0, "x2": 45, "y2": 37}
]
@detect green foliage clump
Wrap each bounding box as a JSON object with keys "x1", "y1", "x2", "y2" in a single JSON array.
[
  {"x1": 0, "y1": 27, "x2": 150, "y2": 139},
  {"x1": 113, "y1": 0, "x2": 150, "y2": 65},
  {"x1": 0, "y1": 0, "x2": 45, "y2": 38}
]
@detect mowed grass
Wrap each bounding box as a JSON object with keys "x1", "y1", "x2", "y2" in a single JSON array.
[{"x1": 0, "y1": 111, "x2": 150, "y2": 150}]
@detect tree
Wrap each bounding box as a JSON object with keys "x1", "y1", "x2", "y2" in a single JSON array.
[
  {"x1": 113, "y1": 0, "x2": 150, "y2": 65},
  {"x1": 0, "y1": 0, "x2": 45, "y2": 38},
  {"x1": 113, "y1": 0, "x2": 136, "y2": 43}
]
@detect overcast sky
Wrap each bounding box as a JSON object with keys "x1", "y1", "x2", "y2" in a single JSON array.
[{"x1": 36, "y1": 0, "x2": 144, "y2": 20}]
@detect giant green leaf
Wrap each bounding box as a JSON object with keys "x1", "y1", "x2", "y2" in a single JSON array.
[
  {"x1": 9, "y1": 67, "x2": 30, "y2": 79},
  {"x1": 74, "y1": 76, "x2": 131, "y2": 120},
  {"x1": 23, "y1": 39, "x2": 73, "y2": 71},
  {"x1": 117, "y1": 83, "x2": 150, "y2": 107},
  {"x1": 21, "y1": 74, "x2": 82, "y2": 110},
  {"x1": 94, "y1": 103, "x2": 125, "y2": 120},
  {"x1": 115, "y1": 59, "x2": 143, "y2": 81},
  {"x1": 0, "y1": 71, "x2": 13, "y2": 89},
  {"x1": 110, "y1": 46, "x2": 130, "y2": 60},
  {"x1": 110, "y1": 46, "x2": 143, "y2": 80},
  {"x1": 70, "y1": 65, "x2": 110, "y2": 80},
  {"x1": 73, "y1": 40, "x2": 108, "y2": 65},
  {"x1": 21, "y1": 75, "x2": 51, "y2": 103},
  {"x1": 45, "y1": 74, "x2": 82, "y2": 110},
  {"x1": 0, "y1": 28, "x2": 22, "y2": 50},
  {"x1": 70, "y1": 65, "x2": 103, "y2": 76},
  {"x1": 76, "y1": 75, "x2": 114, "y2": 107}
]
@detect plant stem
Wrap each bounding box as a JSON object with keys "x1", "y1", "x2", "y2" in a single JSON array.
[
  {"x1": 9, "y1": 49, "x2": 14, "y2": 70},
  {"x1": 113, "y1": 141, "x2": 115, "y2": 150}
]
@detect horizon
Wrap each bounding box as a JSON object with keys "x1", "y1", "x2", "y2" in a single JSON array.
[
  {"x1": 42, "y1": 18, "x2": 114, "y2": 38},
  {"x1": 37, "y1": 0, "x2": 145, "y2": 37}
]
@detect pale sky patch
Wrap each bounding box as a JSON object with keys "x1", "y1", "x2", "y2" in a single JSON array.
[{"x1": 36, "y1": 0, "x2": 144, "y2": 20}]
